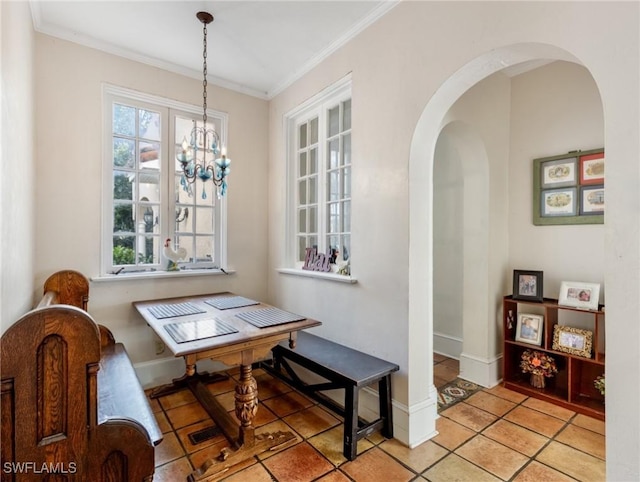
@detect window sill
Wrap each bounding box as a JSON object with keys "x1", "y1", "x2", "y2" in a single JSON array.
[
  {"x1": 91, "y1": 268, "x2": 235, "y2": 283},
  {"x1": 276, "y1": 268, "x2": 357, "y2": 284}
]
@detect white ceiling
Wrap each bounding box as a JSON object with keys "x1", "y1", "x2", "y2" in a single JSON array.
[{"x1": 30, "y1": 1, "x2": 398, "y2": 99}]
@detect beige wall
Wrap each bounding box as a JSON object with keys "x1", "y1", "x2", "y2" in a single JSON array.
[
  {"x1": 33, "y1": 35, "x2": 269, "y2": 379},
  {"x1": 0, "y1": 1, "x2": 36, "y2": 333},
  {"x1": 269, "y1": 2, "x2": 639, "y2": 477}
]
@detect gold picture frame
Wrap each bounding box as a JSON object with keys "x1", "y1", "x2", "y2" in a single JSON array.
[{"x1": 552, "y1": 325, "x2": 593, "y2": 358}]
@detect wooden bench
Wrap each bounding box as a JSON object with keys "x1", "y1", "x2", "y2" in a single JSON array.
[
  {"x1": 1, "y1": 270, "x2": 162, "y2": 481},
  {"x1": 261, "y1": 331, "x2": 399, "y2": 460}
]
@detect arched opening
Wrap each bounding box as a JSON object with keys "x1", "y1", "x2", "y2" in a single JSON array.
[{"x1": 406, "y1": 42, "x2": 602, "y2": 447}]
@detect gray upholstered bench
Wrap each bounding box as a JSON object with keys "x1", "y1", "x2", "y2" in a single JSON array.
[{"x1": 261, "y1": 331, "x2": 399, "y2": 460}]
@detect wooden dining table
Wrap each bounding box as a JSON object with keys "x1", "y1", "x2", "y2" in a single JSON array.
[{"x1": 133, "y1": 292, "x2": 321, "y2": 481}]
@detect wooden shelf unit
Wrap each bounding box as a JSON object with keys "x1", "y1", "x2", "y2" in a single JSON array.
[{"x1": 502, "y1": 295, "x2": 605, "y2": 420}]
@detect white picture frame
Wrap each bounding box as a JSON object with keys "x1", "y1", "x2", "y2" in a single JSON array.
[
  {"x1": 558, "y1": 281, "x2": 601, "y2": 311},
  {"x1": 515, "y1": 313, "x2": 544, "y2": 346}
]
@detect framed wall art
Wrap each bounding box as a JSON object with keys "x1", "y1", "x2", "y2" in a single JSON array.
[
  {"x1": 533, "y1": 148, "x2": 604, "y2": 225},
  {"x1": 552, "y1": 325, "x2": 593, "y2": 358},
  {"x1": 558, "y1": 281, "x2": 601, "y2": 311},
  {"x1": 512, "y1": 269, "x2": 544, "y2": 302},
  {"x1": 515, "y1": 313, "x2": 544, "y2": 346}
]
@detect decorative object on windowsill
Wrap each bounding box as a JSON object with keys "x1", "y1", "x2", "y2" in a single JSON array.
[
  {"x1": 163, "y1": 238, "x2": 187, "y2": 271},
  {"x1": 594, "y1": 374, "x2": 605, "y2": 397},
  {"x1": 176, "y1": 11, "x2": 231, "y2": 200},
  {"x1": 520, "y1": 349, "x2": 557, "y2": 389}
]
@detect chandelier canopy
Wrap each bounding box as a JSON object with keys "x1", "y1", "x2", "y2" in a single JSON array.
[{"x1": 176, "y1": 11, "x2": 230, "y2": 199}]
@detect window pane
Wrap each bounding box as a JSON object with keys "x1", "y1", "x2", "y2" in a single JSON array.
[
  {"x1": 342, "y1": 200, "x2": 351, "y2": 231},
  {"x1": 342, "y1": 133, "x2": 351, "y2": 166},
  {"x1": 298, "y1": 180, "x2": 307, "y2": 205},
  {"x1": 328, "y1": 235, "x2": 339, "y2": 253},
  {"x1": 327, "y1": 138, "x2": 339, "y2": 169},
  {"x1": 113, "y1": 104, "x2": 135, "y2": 137},
  {"x1": 113, "y1": 204, "x2": 134, "y2": 233},
  {"x1": 310, "y1": 117, "x2": 318, "y2": 145},
  {"x1": 113, "y1": 137, "x2": 135, "y2": 168},
  {"x1": 113, "y1": 235, "x2": 135, "y2": 265},
  {"x1": 309, "y1": 148, "x2": 317, "y2": 174},
  {"x1": 140, "y1": 141, "x2": 160, "y2": 169},
  {"x1": 342, "y1": 99, "x2": 351, "y2": 131},
  {"x1": 328, "y1": 170, "x2": 339, "y2": 201},
  {"x1": 195, "y1": 207, "x2": 214, "y2": 234},
  {"x1": 298, "y1": 209, "x2": 307, "y2": 233},
  {"x1": 139, "y1": 172, "x2": 160, "y2": 202},
  {"x1": 343, "y1": 167, "x2": 351, "y2": 198},
  {"x1": 113, "y1": 171, "x2": 134, "y2": 201},
  {"x1": 309, "y1": 206, "x2": 317, "y2": 233},
  {"x1": 176, "y1": 235, "x2": 193, "y2": 263},
  {"x1": 141, "y1": 205, "x2": 159, "y2": 234},
  {"x1": 175, "y1": 206, "x2": 191, "y2": 232},
  {"x1": 328, "y1": 106, "x2": 339, "y2": 137},
  {"x1": 328, "y1": 202, "x2": 339, "y2": 233},
  {"x1": 139, "y1": 109, "x2": 160, "y2": 141},
  {"x1": 341, "y1": 234, "x2": 351, "y2": 261},
  {"x1": 299, "y1": 152, "x2": 307, "y2": 177},
  {"x1": 298, "y1": 236, "x2": 307, "y2": 262},
  {"x1": 299, "y1": 123, "x2": 307, "y2": 148},
  {"x1": 175, "y1": 116, "x2": 195, "y2": 142},
  {"x1": 309, "y1": 235, "x2": 318, "y2": 249},
  {"x1": 309, "y1": 176, "x2": 317, "y2": 203},
  {"x1": 195, "y1": 236, "x2": 213, "y2": 262},
  {"x1": 138, "y1": 235, "x2": 159, "y2": 265}
]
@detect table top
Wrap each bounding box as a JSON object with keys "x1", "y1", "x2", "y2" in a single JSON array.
[{"x1": 133, "y1": 292, "x2": 321, "y2": 357}]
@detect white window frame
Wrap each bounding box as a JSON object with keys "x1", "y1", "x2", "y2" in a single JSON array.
[
  {"x1": 101, "y1": 84, "x2": 228, "y2": 276},
  {"x1": 284, "y1": 75, "x2": 352, "y2": 271}
]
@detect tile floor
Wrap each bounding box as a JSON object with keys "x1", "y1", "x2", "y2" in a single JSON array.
[{"x1": 148, "y1": 355, "x2": 605, "y2": 481}]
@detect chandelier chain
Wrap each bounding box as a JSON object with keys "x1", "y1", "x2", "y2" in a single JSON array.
[{"x1": 202, "y1": 21, "x2": 208, "y2": 126}]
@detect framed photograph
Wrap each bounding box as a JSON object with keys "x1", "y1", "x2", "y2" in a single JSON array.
[
  {"x1": 579, "y1": 152, "x2": 604, "y2": 185},
  {"x1": 541, "y1": 187, "x2": 577, "y2": 217},
  {"x1": 552, "y1": 325, "x2": 593, "y2": 358},
  {"x1": 533, "y1": 148, "x2": 604, "y2": 225},
  {"x1": 515, "y1": 313, "x2": 544, "y2": 346},
  {"x1": 513, "y1": 270, "x2": 544, "y2": 302},
  {"x1": 580, "y1": 185, "x2": 604, "y2": 215},
  {"x1": 558, "y1": 281, "x2": 601, "y2": 311},
  {"x1": 541, "y1": 157, "x2": 577, "y2": 188}
]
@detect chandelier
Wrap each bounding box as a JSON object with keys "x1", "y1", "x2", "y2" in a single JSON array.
[{"x1": 176, "y1": 11, "x2": 230, "y2": 199}]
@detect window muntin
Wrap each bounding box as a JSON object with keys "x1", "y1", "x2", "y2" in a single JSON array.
[
  {"x1": 288, "y1": 80, "x2": 351, "y2": 270},
  {"x1": 103, "y1": 86, "x2": 227, "y2": 275}
]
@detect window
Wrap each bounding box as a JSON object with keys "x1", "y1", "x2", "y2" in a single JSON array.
[
  {"x1": 102, "y1": 85, "x2": 227, "y2": 275},
  {"x1": 286, "y1": 77, "x2": 351, "y2": 271}
]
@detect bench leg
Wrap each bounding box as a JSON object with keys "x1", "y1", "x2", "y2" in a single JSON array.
[
  {"x1": 344, "y1": 385, "x2": 359, "y2": 461},
  {"x1": 379, "y1": 375, "x2": 393, "y2": 438}
]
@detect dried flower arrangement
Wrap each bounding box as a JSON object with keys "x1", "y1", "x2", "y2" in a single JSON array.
[
  {"x1": 520, "y1": 349, "x2": 558, "y2": 378},
  {"x1": 594, "y1": 374, "x2": 605, "y2": 396}
]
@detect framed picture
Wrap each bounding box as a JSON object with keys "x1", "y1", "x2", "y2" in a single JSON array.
[
  {"x1": 541, "y1": 157, "x2": 577, "y2": 188},
  {"x1": 515, "y1": 313, "x2": 544, "y2": 346},
  {"x1": 513, "y1": 270, "x2": 544, "y2": 302},
  {"x1": 533, "y1": 148, "x2": 604, "y2": 225},
  {"x1": 552, "y1": 325, "x2": 593, "y2": 358},
  {"x1": 580, "y1": 185, "x2": 604, "y2": 215},
  {"x1": 541, "y1": 187, "x2": 577, "y2": 217},
  {"x1": 579, "y1": 152, "x2": 604, "y2": 185},
  {"x1": 558, "y1": 281, "x2": 601, "y2": 311}
]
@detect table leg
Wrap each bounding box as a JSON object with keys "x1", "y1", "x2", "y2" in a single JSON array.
[
  {"x1": 235, "y1": 363, "x2": 258, "y2": 446},
  {"x1": 149, "y1": 359, "x2": 227, "y2": 399}
]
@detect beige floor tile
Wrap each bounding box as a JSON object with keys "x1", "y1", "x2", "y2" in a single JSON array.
[
  {"x1": 164, "y1": 400, "x2": 210, "y2": 429},
  {"x1": 214, "y1": 390, "x2": 236, "y2": 412},
  {"x1": 341, "y1": 447, "x2": 415, "y2": 482},
  {"x1": 146, "y1": 393, "x2": 162, "y2": 413},
  {"x1": 379, "y1": 439, "x2": 447, "y2": 473},
  {"x1": 154, "y1": 410, "x2": 172, "y2": 433},
  {"x1": 283, "y1": 405, "x2": 340, "y2": 439},
  {"x1": 253, "y1": 373, "x2": 294, "y2": 399},
  {"x1": 512, "y1": 460, "x2": 577, "y2": 482},
  {"x1": 455, "y1": 435, "x2": 529, "y2": 480},
  {"x1": 536, "y1": 441, "x2": 606, "y2": 481},
  {"x1": 440, "y1": 402, "x2": 498, "y2": 432},
  {"x1": 483, "y1": 385, "x2": 528, "y2": 404},
  {"x1": 482, "y1": 419, "x2": 548, "y2": 457},
  {"x1": 465, "y1": 390, "x2": 517, "y2": 417},
  {"x1": 572, "y1": 414, "x2": 605, "y2": 435},
  {"x1": 315, "y1": 470, "x2": 352, "y2": 482},
  {"x1": 522, "y1": 397, "x2": 575, "y2": 421},
  {"x1": 433, "y1": 416, "x2": 476, "y2": 450},
  {"x1": 434, "y1": 363, "x2": 459, "y2": 384},
  {"x1": 441, "y1": 358, "x2": 460, "y2": 370},
  {"x1": 555, "y1": 424, "x2": 605, "y2": 460},
  {"x1": 153, "y1": 456, "x2": 193, "y2": 482},
  {"x1": 205, "y1": 376, "x2": 238, "y2": 396},
  {"x1": 158, "y1": 389, "x2": 197, "y2": 410},
  {"x1": 504, "y1": 406, "x2": 566, "y2": 438},
  {"x1": 262, "y1": 391, "x2": 314, "y2": 418},
  {"x1": 422, "y1": 453, "x2": 501, "y2": 482},
  {"x1": 221, "y1": 462, "x2": 274, "y2": 482},
  {"x1": 154, "y1": 431, "x2": 186, "y2": 467},
  {"x1": 262, "y1": 442, "x2": 334, "y2": 482},
  {"x1": 433, "y1": 353, "x2": 449, "y2": 363},
  {"x1": 308, "y1": 425, "x2": 373, "y2": 466}
]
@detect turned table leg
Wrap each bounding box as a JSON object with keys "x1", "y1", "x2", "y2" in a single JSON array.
[{"x1": 235, "y1": 363, "x2": 258, "y2": 446}]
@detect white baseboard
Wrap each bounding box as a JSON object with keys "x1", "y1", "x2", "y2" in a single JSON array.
[
  {"x1": 433, "y1": 332, "x2": 462, "y2": 359},
  {"x1": 459, "y1": 352, "x2": 503, "y2": 387}
]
